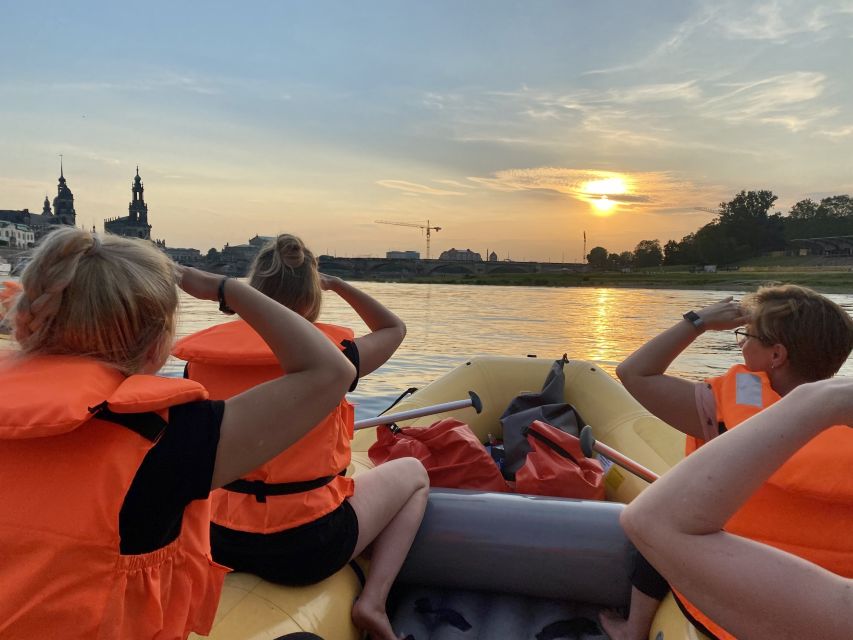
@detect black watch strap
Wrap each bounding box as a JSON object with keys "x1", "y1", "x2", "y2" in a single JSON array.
[
  {"x1": 218, "y1": 277, "x2": 236, "y2": 315},
  {"x1": 682, "y1": 310, "x2": 703, "y2": 330}
]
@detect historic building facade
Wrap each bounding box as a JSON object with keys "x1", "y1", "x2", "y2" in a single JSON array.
[
  {"x1": 104, "y1": 167, "x2": 152, "y2": 239},
  {"x1": 0, "y1": 162, "x2": 76, "y2": 239}
]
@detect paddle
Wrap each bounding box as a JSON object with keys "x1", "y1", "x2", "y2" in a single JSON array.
[
  {"x1": 579, "y1": 425, "x2": 659, "y2": 483},
  {"x1": 354, "y1": 390, "x2": 483, "y2": 431}
]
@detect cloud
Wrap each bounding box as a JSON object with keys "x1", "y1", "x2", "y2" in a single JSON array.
[
  {"x1": 376, "y1": 180, "x2": 467, "y2": 196},
  {"x1": 699, "y1": 72, "x2": 829, "y2": 131},
  {"x1": 817, "y1": 125, "x2": 853, "y2": 138},
  {"x1": 584, "y1": 7, "x2": 719, "y2": 75},
  {"x1": 715, "y1": 1, "x2": 853, "y2": 41},
  {"x1": 469, "y1": 167, "x2": 724, "y2": 212}
]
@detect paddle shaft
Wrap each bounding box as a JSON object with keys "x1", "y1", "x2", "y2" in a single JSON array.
[
  {"x1": 593, "y1": 440, "x2": 659, "y2": 483},
  {"x1": 354, "y1": 390, "x2": 483, "y2": 431},
  {"x1": 579, "y1": 425, "x2": 659, "y2": 483}
]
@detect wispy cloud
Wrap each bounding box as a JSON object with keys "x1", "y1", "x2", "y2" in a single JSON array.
[
  {"x1": 699, "y1": 72, "x2": 829, "y2": 131},
  {"x1": 715, "y1": 1, "x2": 853, "y2": 42},
  {"x1": 468, "y1": 167, "x2": 724, "y2": 212},
  {"x1": 376, "y1": 180, "x2": 467, "y2": 196},
  {"x1": 817, "y1": 125, "x2": 853, "y2": 138},
  {"x1": 584, "y1": 7, "x2": 719, "y2": 75}
]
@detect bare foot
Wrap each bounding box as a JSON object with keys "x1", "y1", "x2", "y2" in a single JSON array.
[
  {"x1": 599, "y1": 609, "x2": 642, "y2": 640},
  {"x1": 351, "y1": 598, "x2": 403, "y2": 640}
]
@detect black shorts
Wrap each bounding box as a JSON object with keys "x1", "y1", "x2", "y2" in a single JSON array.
[{"x1": 210, "y1": 500, "x2": 360, "y2": 586}]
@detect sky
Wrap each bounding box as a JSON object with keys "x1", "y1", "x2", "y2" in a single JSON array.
[{"x1": 2, "y1": 1, "x2": 852, "y2": 261}]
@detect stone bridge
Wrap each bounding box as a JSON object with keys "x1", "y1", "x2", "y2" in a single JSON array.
[{"x1": 318, "y1": 256, "x2": 585, "y2": 278}]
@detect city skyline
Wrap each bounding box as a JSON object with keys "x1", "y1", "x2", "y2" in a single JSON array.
[{"x1": 2, "y1": 1, "x2": 852, "y2": 261}]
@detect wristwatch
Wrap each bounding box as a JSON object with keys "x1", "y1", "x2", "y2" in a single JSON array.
[
  {"x1": 218, "y1": 277, "x2": 236, "y2": 315},
  {"x1": 682, "y1": 310, "x2": 704, "y2": 331}
]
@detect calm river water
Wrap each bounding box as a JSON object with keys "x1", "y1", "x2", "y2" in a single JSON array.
[{"x1": 167, "y1": 283, "x2": 853, "y2": 420}]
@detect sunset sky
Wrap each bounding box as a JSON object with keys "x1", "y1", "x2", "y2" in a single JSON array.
[{"x1": 2, "y1": 1, "x2": 852, "y2": 261}]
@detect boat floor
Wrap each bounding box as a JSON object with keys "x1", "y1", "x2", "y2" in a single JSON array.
[{"x1": 390, "y1": 585, "x2": 609, "y2": 639}]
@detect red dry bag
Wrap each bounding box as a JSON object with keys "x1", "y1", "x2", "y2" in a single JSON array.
[
  {"x1": 368, "y1": 418, "x2": 509, "y2": 493},
  {"x1": 514, "y1": 420, "x2": 605, "y2": 500}
]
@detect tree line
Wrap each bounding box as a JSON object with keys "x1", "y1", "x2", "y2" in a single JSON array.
[{"x1": 586, "y1": 191, "x2": 853, "y2": 269}]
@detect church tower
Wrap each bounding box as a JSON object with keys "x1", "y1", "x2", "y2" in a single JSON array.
[
  {"x1": 128, "y1": 166, "x2": 149, "y2": 226},
  {"x1": 42, "y1": 195, "x2": 52, "y2": 216},
  {"x1": 52, "y1": 158, "x2": 76, "y2": 226},
  {"x1": 104, "y1": 166, "x2": 152, "y2": 240}
]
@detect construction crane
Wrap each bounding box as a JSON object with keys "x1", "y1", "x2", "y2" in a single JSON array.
[
  {"x1": 375, "y1": 219, "x2": 442, "y2": 260},
  {"x1": 694, "y1": 207, "x2": 720, "y2": 215}
]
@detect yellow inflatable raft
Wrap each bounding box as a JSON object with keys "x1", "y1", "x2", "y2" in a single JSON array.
[{"x1": 192, "y1": 356, "x2": 706, "y2": 640}]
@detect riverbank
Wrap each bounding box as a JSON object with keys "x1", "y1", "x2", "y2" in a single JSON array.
[{"x1": 351, "y1": 267, "x2": 853, "y2": 293}]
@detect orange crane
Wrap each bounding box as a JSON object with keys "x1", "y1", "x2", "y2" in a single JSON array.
[{"x1": 375, "y1": 219, "x2": 442, "y2": 260}]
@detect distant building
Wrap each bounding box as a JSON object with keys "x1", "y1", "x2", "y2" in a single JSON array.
[
  {"x1": 249, "y1": 235, "x2": 275, "y2": 249},
  {"x1": 439, "y1": 247, "x2": 482, "y2": 262},
  {"x1": 488, "y1": 251, "x2": 498, "y2": 262},
  {"x1": 0, "y1": 221, "x2": 34, "y2": 248},
  {"x1": 386, "y1": 250, "x2": 420, "y2": 260},
  {"x1": 0, "y1": 162, "x2": 77, "y2": 239},
  {"x1": 104, "y1": 167, "x2": 152, "y2": 240},
  {"x1": 163, "y1": 247, "x2": 202, "y2": 265}
]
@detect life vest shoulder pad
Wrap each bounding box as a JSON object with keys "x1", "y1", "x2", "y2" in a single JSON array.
[
  {"x1": 0, "y1": 354, "x2": 207, "y2": 439},
  {"x1": 173, "y1": 318, "x2": 354, "y2": 365}
]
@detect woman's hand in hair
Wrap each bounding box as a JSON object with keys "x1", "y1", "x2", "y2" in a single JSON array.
[
  {"x1": 175, "y1": 266, "x2": 222, "y2": 302},
  {"x1": 319, "y1": 273, "x2": 342, "y2": 292},
  {"x1": 695, "y1": 296, "x2": 751, "y2": 331}
]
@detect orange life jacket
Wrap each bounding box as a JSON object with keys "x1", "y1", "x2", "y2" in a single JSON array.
[
  {"x1": 675, "y1": 364, "x2": 853, "y2": 639},
  {"x1": 0, "y1": 354, "x2": 226, "y2": 640},
  {"x1": 172, "y1": 319, "x2": 356, "y2": 532}
]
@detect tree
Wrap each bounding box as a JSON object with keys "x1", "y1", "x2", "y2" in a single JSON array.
[
  {"x1": 586, "y1": 246, "x2": 609, "y2": 269},
  {"x1": 633, "y1": 239, "x2": 663, "y2": 267},
  {"x1": 716, "y1": 190, "x2": 785, "y2": 258}
]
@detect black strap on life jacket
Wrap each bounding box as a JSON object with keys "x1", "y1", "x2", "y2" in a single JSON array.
[
  {"x1": 522, "y1": 423, "x2": 581, "y2": 465},
  {"x1": 223, "y1": 469, "x2": 347, "y2": 503},
  {"x1": 87, "y1": 401, "x2": 167, "y2": 442},
  {"x1": 671, "y1": 592, "x2": 724, "y2": 640}
]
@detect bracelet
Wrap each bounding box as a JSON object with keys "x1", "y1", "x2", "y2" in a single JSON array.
[{"x1": 218, "y1": 277, "x2": 236, "y2": 315}]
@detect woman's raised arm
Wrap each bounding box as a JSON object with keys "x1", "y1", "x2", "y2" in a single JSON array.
[
  {"x1": 320, "y1": 274, "x2": 406, "y2": 377},
  {"x1": 177, "y1": 268, "x2": 356, "y2": 489},
  {"x1": 616, "y1": 297, "x2": 748, "y2": 437},
  {"x1": 621, "y1": 378, "x2": 853, "y2": 640}
]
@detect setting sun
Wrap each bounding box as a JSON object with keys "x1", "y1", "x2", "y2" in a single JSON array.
[
  {"x1": 583, "y1": 177, "x2": 628, "y2": 196},
  {"x1": 582, "y1": 176, "x2": 629, "y2": 215},
  {"x1": 591, "y1": 195, "x2": 616, "y2": 213}
]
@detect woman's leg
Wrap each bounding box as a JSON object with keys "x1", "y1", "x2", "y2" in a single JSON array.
[
  {"x1": 599, "y1": 544, "x2": 669, "y2": 640},
  {"x1": 347, "y1": 457, "x2": 429, "y2": 640}
]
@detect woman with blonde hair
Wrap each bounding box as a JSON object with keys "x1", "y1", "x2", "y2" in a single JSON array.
[
  {"x1": 0, "y1": 227, "x2": 355, "y2": 640},
  {"x1": 602, "y1": 285, "x2": 853, "y2": 640},
  {"x1": 174, "y1": 233, "x2": 428, "y2": 640}
]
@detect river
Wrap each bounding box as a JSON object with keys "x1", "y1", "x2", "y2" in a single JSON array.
[{"x1": 167, "y1": 283, "x2": 853, "y2": 420}]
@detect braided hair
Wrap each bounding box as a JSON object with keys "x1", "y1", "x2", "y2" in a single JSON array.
[{"x1": 12, "y1": 227, "x2": 178, "y2": 375}]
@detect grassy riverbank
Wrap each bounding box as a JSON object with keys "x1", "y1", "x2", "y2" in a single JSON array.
[{"x1": 358, "y1": 264, "x2": 853, "y2": 293}]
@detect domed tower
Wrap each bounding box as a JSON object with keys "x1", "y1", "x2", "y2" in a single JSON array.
[
  {"x1": 42, "y1": 195, "x2": 52, "y2": 216},
  {"x1": 52, "y1": 158, "x2": 76, "y2": 226},
  {"x1": 128, "y1": 166, "x2": 149, "y2": 228},
  {"x1": 104, "y1": 166, "x2": 152, "y2": 240}
]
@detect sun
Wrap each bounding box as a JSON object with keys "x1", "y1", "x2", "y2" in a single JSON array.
[
  {"x1": 581, "y1": 176, "x2": 629, "y2": 216},
  {"x1": 591, "y1": 195, "x2": 616, "y2": 213}
]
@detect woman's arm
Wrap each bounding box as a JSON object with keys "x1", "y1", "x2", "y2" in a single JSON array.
[
  {"x1": 615, "y1": 297, "x2": 748, "y2": 437},
  {"x1": 321, "y1": 274, "x2": 406, "y2": 377},
  {"x1": 622, "y1": 378, "x2": 853, "y2": 640},
  {"x1": 177, "y1": 268, "x2": 356, "y2": 489}
]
